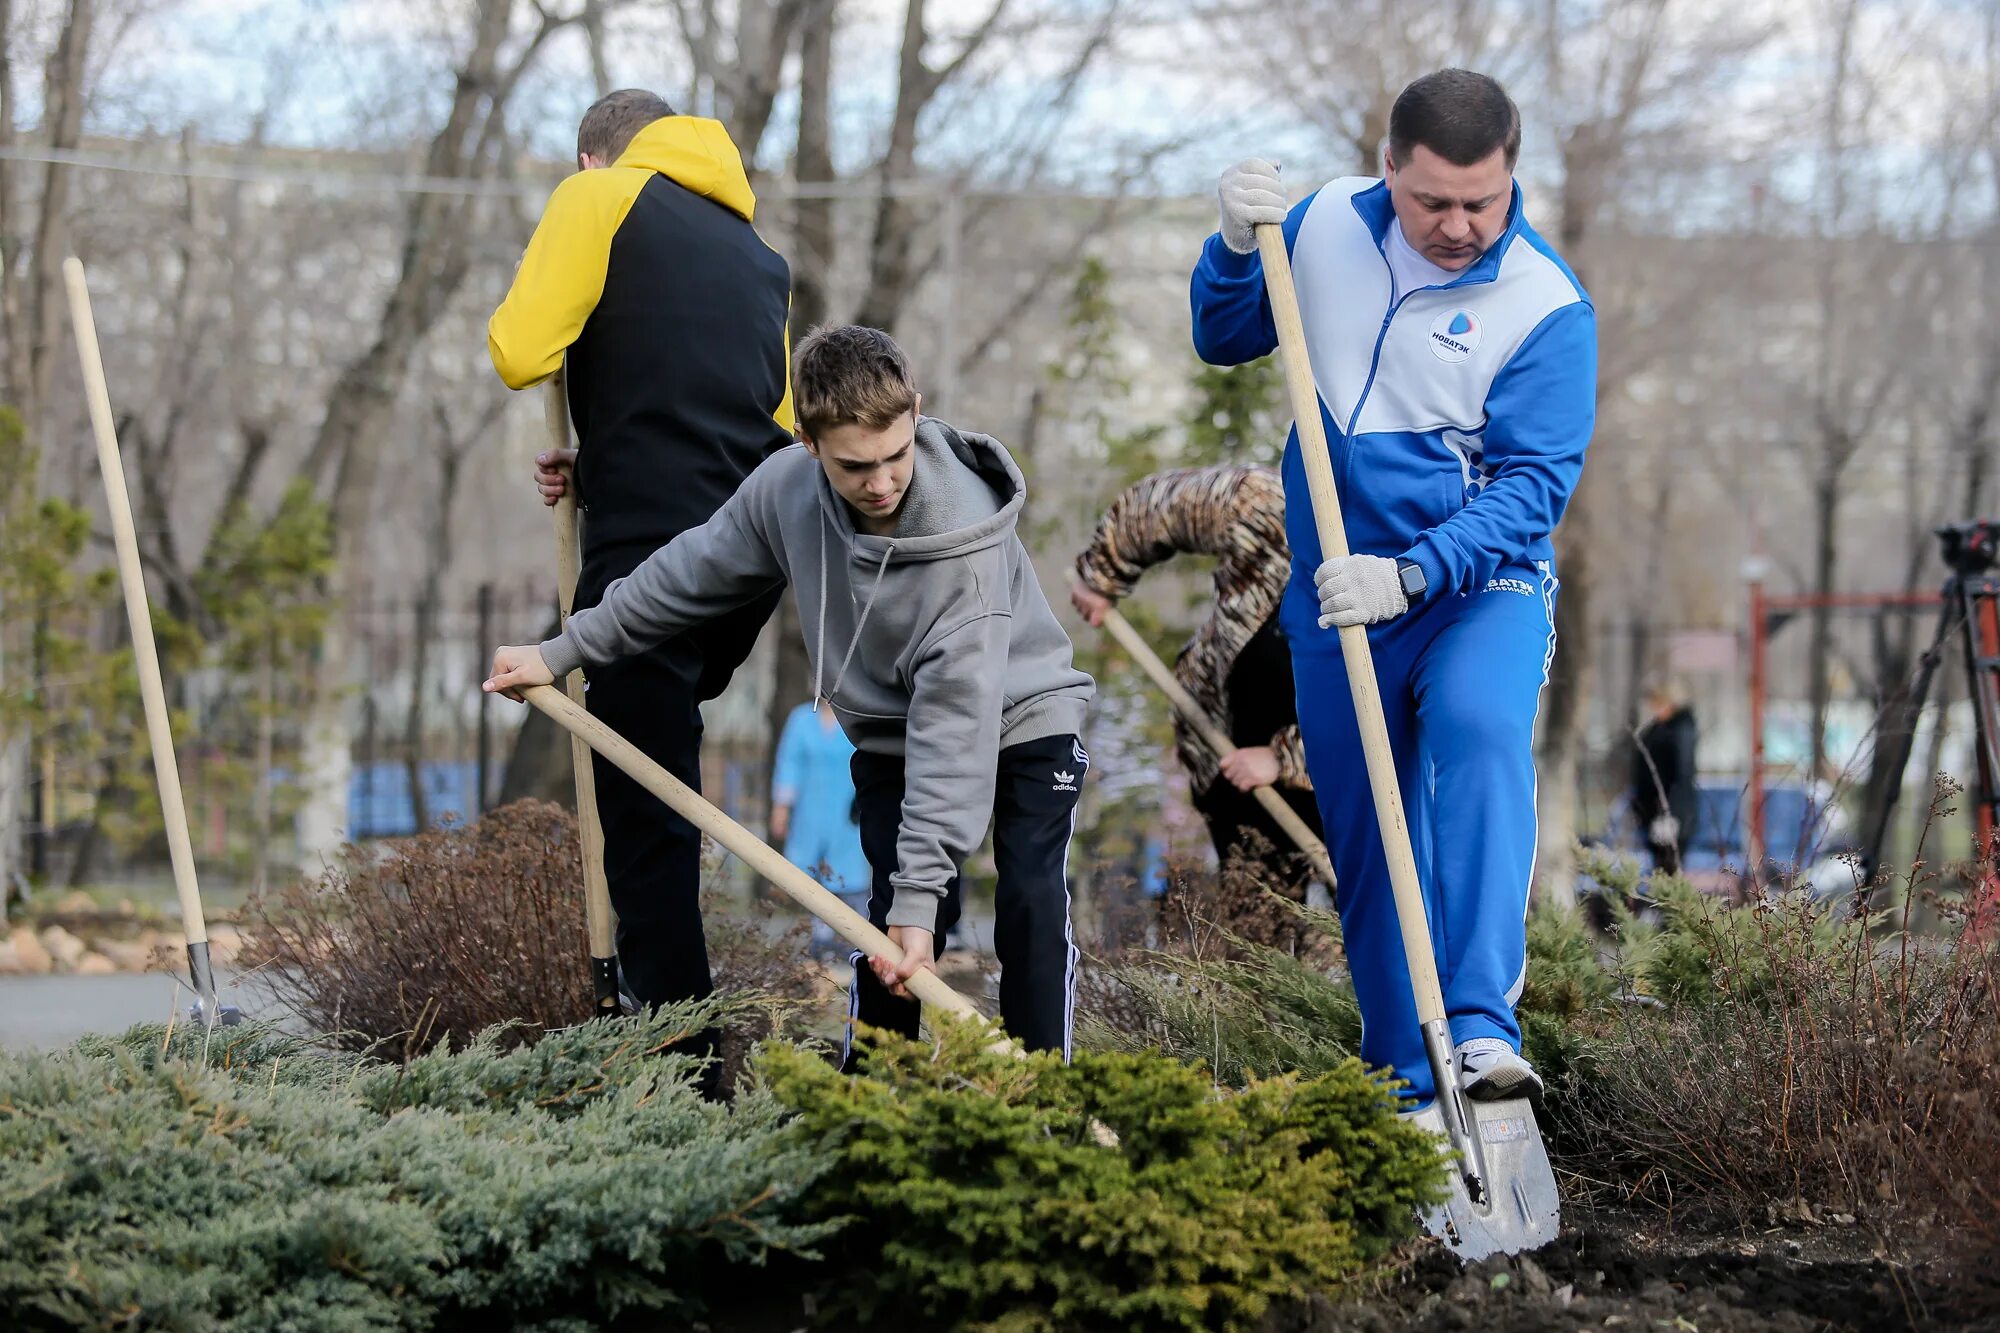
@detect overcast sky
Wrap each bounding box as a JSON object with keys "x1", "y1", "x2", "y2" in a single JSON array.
[{"x1": 33, "y1": 0, "x2": 1995, "y2": 223}]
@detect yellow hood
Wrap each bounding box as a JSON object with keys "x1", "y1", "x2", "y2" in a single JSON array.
[{"x1": 613, "y1": 116, "x2": 758, "y2": 222}]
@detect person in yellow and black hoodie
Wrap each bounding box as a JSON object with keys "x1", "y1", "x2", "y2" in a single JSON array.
[{"x1": 488, "y1": 89, "x2": 793, "y2": 1045}]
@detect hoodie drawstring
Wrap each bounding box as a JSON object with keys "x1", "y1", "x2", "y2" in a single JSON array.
[
  {"x1": 813, "y1": 514, "x2": 895, "y2": 712},
  {"x1": 813, "y1": 518, "x2": 828, "y2": 709}
]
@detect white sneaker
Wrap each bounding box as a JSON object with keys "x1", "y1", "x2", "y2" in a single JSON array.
[{"x1": 1456, "y1": 1038, "x2": 1543, "y2": 1106}]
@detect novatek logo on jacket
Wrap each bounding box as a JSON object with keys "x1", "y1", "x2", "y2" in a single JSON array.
[
  {"x1": 1429, "y1": 309, "x2": 1481, "y2": 362},
  {"x1": 1192, "y1": 174, "x2": 1596, "y2": 614}
]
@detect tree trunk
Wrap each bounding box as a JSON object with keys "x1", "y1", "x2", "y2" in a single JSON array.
[
  {"x1": 725, "y1": 0, "x2": 817, "y2": 166},
  {"x1": 1854, "y1": 609, "x2": 1921, "y2": 882},
  {"x1": 253, "y1": 640, "x2": 273, "y2": 896},
  {"x1": 25, "y1": 0, "x2": 91, "y2": 458},
  {"x1": 760, "y1": 4, "x2": 836, "y2": 787},
  {"x1": 582, "y1": 0, "x2": 612, "y2": 98},
  {"x1": 1530, "y1": 130, "x2": 1606, "y2": 912},
  {"x1": 852, "y1": 0, "x2": 1010, "y2": 333},
  {"x1": 294, "y1": 0, "x2": 530, "y2": 862},
  {"x1": 853, "y1": 0, "x2": 931, "y2": 332},
  {"x1": 499, "y1": 614, "x2": 574, "y2": 806},
  {"x1": 405, "y1": 597, "x2": 433, "y2": 833},
  {"x1": 791, "y1": 6, "x2": 835, "y2": 335},
  {"x1": 1807, "y1": 463, "x2": 1841, "y2": 787},
  {"x1": 0, "y1": 0, "x2": 19, "y2": 905}
]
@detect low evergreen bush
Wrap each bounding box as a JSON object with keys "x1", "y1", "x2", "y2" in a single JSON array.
[
  {"x1": 0, "y1": 1005, "x2": 834, "y2": 1332},
  {"x1": 757, "y1": 1017, "x2": 1447, "y2": 1332}
]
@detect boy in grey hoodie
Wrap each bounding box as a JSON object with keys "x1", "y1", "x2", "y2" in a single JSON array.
[{"x1": 486, "y1": 325, "x2": 1096, "y2": 1058}]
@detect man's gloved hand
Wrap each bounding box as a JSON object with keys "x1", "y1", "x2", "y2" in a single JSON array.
[
  {"x1": 1315, "y1": 554, "x2": 1409, "y2": 628},
  {"x1": 1218, "y1": 158, "x2": 1287, "y2": 254}
]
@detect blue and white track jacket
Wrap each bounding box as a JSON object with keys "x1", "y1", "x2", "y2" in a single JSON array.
[{"x1": 1189, "y1": 177, "x2": 1596, "y2": 600}]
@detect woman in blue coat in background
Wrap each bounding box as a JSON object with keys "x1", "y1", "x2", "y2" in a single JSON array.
[{"x1": 771, "y1": 701, "x2": 873, "y2": 957}]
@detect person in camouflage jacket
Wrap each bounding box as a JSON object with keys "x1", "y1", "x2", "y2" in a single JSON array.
[{"x1": 1070, "y1": 464, "x2": 1324, "y2": 898}]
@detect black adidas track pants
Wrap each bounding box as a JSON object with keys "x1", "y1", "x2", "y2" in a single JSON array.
[{"x1": 845, "y1": 731, "x2": 1087, "y2": 1062}]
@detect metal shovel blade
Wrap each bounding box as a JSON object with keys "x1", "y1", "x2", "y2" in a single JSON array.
[{"x1": 1405, "y1": 1096, "x2": 1560, "y2": 1261}]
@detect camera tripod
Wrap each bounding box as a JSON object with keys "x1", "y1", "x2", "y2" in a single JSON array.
[{"x1": 1854, "y1": 521, "x2": 2000, "y2": 918}]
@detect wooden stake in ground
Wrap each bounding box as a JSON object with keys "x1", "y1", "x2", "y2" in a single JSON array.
[
  {"x1": 543, "y1": 373, "x2": 621, "y2": 1016},
  {"x1": 63, "y1": 257, "x2": 236, "y2": 1026},
  {"x1": 1098, "y1": 607, "x2": 1337, "y2": 888}
]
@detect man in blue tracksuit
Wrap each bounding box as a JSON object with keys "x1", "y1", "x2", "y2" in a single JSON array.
[{"x1": 1189, "y1": 69, "x2": 1596, "y2": 1106}]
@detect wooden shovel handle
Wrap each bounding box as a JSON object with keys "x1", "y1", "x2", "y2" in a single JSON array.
[
  {"x1": 1099, "y1": 609, "x2": 1336, "y2": 888},
  {"x1": 542, "y1": 374, "x2": 616, "y2": 963},
  {"x1": 1254, "y1": 225, "x2": 1447, "y2": 1026},
  {"x1": 520, "y1": 683, "x2": 986, "y2": 1023},
  {"x1": 63, "y1": 258, "x2": 209, "y2": 951}
]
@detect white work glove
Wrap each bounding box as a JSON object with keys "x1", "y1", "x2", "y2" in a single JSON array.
[
  {"x1": 1315, "y1": 554, "x2": 1408, "y2": 629},
  {"x1": 1217, "y1": 158, "x2": 1287, "y2": 255}
]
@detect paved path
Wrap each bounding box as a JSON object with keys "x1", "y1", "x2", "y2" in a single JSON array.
[
  {"x1": 0, "y1": 971, "x2": 256, "y2": 1051},
  {"x1": 0, "y1": 900, "x2": 1004, "y2": 1054}
]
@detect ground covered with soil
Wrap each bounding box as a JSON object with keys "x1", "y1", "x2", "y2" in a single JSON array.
[
  {"x1": 1279, "y1": 1208, "x2": 1976, "y2": 1333},
  {"x1": 667, "y1": 1208, "x2": 1985, "y2": 1333}
]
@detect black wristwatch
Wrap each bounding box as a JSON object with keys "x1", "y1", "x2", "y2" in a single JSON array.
[{"x1": 1395, "y1": 558, "x2": 1428, "y2": 605}]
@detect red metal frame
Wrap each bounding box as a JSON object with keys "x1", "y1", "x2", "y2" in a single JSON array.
[{"x1": 1971, "y1": 588, "x2": 2000, "y2": 931}]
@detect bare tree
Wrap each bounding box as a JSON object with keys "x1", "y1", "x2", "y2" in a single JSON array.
[
  {"x1": 1201, "y1": 0, "x2": 1517, "y2": 175},
  {"x1": 756, "y1": 5, "x2": 840, "y2": 787},
  {"x1": 851, "y1": 0, "x2": 1019, "y2": 330},
  {"x1": 1528, "y1": 0, "x2": 1773, "y2": 905},
  {"x1": 667, "y1": 0, "x2": 828, "y2": 161},
  {"x1": 404, "y1": 393, "x2": 502, "y2": 832},
  {"x1": 0, "y1": 0, "x2": 92, "y2": 897},
  {"x1": 1777, "y1": 0, "x2": 1934, "y2": 794},
  {"x1": 295, "y1": 0, "x2": 575, "y2": 861}
]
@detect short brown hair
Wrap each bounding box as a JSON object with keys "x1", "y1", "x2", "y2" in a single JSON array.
[
  {"x1": 577, "y1": 89, "x2": 674, "y2": 165},
  {"x1": 1388, "y1": 69, "x2": 1522, "y2": 170},
  {"x1": 792, "y1": 325, "x2": 918, "y2": 440}
]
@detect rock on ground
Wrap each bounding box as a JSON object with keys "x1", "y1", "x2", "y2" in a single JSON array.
[{"x1": 10, "y1": 927, "x2": 52, "y2": 975}]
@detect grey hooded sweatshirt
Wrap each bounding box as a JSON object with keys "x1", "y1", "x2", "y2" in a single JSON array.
[{"x1": 541, "y1": 418, "x2": 1095, "y2": 933}]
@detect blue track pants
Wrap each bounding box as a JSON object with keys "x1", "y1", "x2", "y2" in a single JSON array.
[{"x1": 1286, "y1": 563, "x2": 1557, "y2": 1103}]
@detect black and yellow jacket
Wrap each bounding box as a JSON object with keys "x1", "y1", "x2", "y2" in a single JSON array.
[{"x1": 489, "y1": 116, "x2": 794, "y2": 561}]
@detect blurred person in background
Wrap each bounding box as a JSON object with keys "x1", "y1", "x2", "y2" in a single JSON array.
[
  {"x1": 770, "y1": 701, "x2": 871, "y2": 958},
  {"x1": 1631, "y1": 680, "x2": 1698, "y2": 876}
]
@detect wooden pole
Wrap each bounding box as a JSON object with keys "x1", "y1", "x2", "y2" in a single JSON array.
[
  {"x1": 543, "y1": 373, "x2": 622, "y2": 1014},
  {"x1": 63, "y1": 257, "x2": 222, "y2": 1018},
  {"x1": 1253, "y1": 228, "x2": 1442, "y2": 1023}
]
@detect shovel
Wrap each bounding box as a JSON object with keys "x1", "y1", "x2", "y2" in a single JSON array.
[
  {"x1": 1097, "y1": 607, "x2": 1336, "y2": 888},
  {"x1": 542, "y1": 373, "x2": 622, "y2": 1016},
  {"x1": 1253, "y1": 223, "x2": 1558, "y2": 1260},
  {"x1": 517, "y1": 683, "x2": 992, "y2": 1031},
  {"x1": 521, "y1": 665, "x2": 1120, "y2": 1145},
  {"x1": 64, "y1": 259, "x2": 241, "y2": 1028}
]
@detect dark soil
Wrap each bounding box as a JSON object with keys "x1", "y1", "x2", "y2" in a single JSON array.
[
  {"x1": 649, "y1": 1208, "x2": 1989, "y2": 1332},
  {"x1": 1272, "y1": 1208, "x2": 1976, "y2": 1332}
]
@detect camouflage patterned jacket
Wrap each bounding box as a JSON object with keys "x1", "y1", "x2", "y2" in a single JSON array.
[{"x1": 1073, "y1": 464, "x2": 1310, "y2": 796}]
